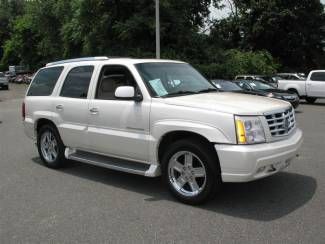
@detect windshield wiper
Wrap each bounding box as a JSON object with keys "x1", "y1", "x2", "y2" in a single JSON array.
[
  {"x1": 161, "y1": 90, "x2": 197, "y2": 97},
  {"x1": 197, "y1": 88, "x2": 219, "y2": 94}
]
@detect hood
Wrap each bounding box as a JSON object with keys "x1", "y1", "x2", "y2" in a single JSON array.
[
  {"x1": 232, "y1": 90, "x2": 267, "y2": 96},
  {"x1": 161, "y1": 92, "x2": 291, "y2": 115}
]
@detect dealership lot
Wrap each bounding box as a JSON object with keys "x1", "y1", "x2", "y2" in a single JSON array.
[{"x1": 0, "y1": 84, "x2": 325, "y2": 243}]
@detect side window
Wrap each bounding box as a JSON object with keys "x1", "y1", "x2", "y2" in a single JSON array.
[
  {"x1": 239, "y1": 82, "x2": 250, "y2": 90},
  {"x1": 27, "y1": 66, "x2": 63, "y2": 96},
  {"x1": 310, "y1": 72, "x2": 325, "y2": 82},
  {"x1": 96, "y1": 65, "x2": 137, "y2": 100},
  {"x1": 60, "y1": 66, "x2": 94, "y2": 99}
]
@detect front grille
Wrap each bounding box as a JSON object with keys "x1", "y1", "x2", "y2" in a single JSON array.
[{"x1": 265, "y1": 107, "x2": 296, "y2": 137}]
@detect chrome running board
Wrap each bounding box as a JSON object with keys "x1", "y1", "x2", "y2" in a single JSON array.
[{"x1": 65, "y1": 149, "x2": 160, "y2": 177}]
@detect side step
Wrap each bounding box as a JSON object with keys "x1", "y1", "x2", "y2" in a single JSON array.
[{"x1": 65, "y1": 149, "x2": 160, "y2": 177}]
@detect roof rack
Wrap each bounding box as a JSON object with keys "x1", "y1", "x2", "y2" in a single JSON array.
[{"x1": 46, "y1": 56, "x2": 109, "y2": 67}]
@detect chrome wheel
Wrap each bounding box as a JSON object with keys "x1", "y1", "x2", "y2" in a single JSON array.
[
  {"x1": 168, "y1": 151, "x2": 207, "y2": 197},
  {"x1": 40, "y1": 131, "x2": 58, "y2": 163}
]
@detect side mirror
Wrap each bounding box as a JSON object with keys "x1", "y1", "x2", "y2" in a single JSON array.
[{"x1": 115, "y1": 86, "x2": 143, "y2": 102}]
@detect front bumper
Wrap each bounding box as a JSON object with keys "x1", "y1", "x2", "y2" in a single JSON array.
[
  {"x1": 215, "y1": 128, "x2": 303, "y2": 182},
  {"x1": 0, "y1": 82, "x2": 8, "y2": 88}
]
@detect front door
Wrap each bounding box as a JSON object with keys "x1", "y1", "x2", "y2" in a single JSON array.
[
  {"x1": 307, "y1": 71, "x2": 325, "y2": 98},
  {"x1": 87, "y1": 65, "x2": 150, "y2": 162}
]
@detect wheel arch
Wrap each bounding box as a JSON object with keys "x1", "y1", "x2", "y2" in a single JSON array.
[
  {"x1": 157, "y1": 130, "x2": 218, "y2": 165},
  {"x1": 288, "y1": 88, "x2": 300, "y2": 96},
  {"x1": 35, "y1": 118, "x2": 58, "y2": 135}
]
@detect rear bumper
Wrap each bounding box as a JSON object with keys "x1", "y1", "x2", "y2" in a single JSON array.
[
  {"x1": 23, "y1": 118, "x2": 36, "y2": 140},
  {"x1": 215, "y1": 128, "x2": 303, "y2": 182}
]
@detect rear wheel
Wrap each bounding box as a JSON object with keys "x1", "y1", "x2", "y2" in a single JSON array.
[
  {"x1": 288, "y1": 89, "x2": 299, "y2": 97},
  {"x1": 162, "y1": 139, "x2": 221, "y2": 205},
  {"x1": 37, "y1": 124, "x2": 66, "y2": 168},
  {"x1": 306, "y1": 97, "x2": 317, "y2": 104}
]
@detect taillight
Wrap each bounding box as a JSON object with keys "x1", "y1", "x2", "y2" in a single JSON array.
[{"x1": 22, "y1": 102, "x2": 26, "y2": 120}]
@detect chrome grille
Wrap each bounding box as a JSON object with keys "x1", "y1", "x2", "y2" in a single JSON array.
[{"x1": 265, "y1": 107, "x2": 296, "y2": 137}]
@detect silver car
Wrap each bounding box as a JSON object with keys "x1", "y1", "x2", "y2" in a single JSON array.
[{"x1": 0, "y1": 72, "x2": 9, "y2": 90}]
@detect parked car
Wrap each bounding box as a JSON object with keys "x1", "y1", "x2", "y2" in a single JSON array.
[
  {"x1": 0, "y1": 72, "x2": 9, "y2": 90},
  {"x1": 278, "y1": 70, "x2": 325, "y2": 104},
  {"x1": 211, "y1": 79, "x2": 245, "y2": 92},
  {"x1": 233, "y1": 79, "x2": 300, "y2": 108},
  {"x1": 23, "y1": 57, "x2": 303, "y2": 205},
  {"x1": 23, "y1": 73, "x2": 34, "y2": 84},
  {"x1": 277, "y1": 73, "x2": 306, "y2": 80},
  {"x1": 258, "y1": 75, "x2": 281, "y2": 87},
  {"x1": 234, "y1": 75, "x2": 278, "y2": 87},
  {"x1": 14, "y1": 74, "x2": 28, "y2": 84},
  {"x1": 211, "y1": 79, "x2": 241, "y2": 91}
]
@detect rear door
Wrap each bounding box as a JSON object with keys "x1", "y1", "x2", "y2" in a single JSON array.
[
  {"x1": 54, "y1": 65, "x2": 95, "y2": 149},
  {"x1": 306, "y1": 71, "x2": 325, "y2": 98}
]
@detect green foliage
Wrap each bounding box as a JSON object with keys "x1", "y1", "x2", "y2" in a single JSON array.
[
  {"x1": 195, "y1": 49, "x2": 279, "y2": 79},
  {"x1": 211, "y1": 0, "x2": 325, "y2": 71},
  {"x1": 0, "y1": 0, "x2": 323, "y2": 75}
]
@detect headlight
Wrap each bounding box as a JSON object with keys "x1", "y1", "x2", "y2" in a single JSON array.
[
  {"x1": 267, "y1": 93, "x2": 274, "y2": 98},
  {"x1": 235, "y1": 116, "x2": 266, "y2": 144}
]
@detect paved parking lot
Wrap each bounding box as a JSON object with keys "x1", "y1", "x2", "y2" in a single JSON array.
[{"x1": 0, "y1": 84, "x2": 325, "y2": 243}]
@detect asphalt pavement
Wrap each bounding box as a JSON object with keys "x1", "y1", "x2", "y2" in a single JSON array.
[{"x1": 0, "y1": 84, "x2": 325, "y2": 243}]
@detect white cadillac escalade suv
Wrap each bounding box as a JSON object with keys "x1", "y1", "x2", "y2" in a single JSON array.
[{"x1": 23, "y1": 57, "x2": 303, "y2": 204}]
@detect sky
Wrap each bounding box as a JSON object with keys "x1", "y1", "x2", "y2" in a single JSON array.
[{"x1": 211, "y1": 0, "x2": 325, "y2": 20}]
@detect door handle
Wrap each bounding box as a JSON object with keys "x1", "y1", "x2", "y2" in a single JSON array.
[
  {"x1": 89, "y1": 108, "x2": 99, "y2": 114},
  {"x1": 56, "y1": 104, "x2": 64, "y2": 110}
]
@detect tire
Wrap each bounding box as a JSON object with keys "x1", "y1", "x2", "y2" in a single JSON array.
[
  {"x1": 305, "y1": 97, "x2": 317, "y2": 104},
  {"x1": 37, "y1": 124, "x2": 66, "y2": 168},
  {"x1": 4, "y1": 85, "x2": 9, "y2": 90},
  {"x1": 288, "y1": 89, "x2": 299, "y2": 97},
  {"x1": 162, "y1": 139, "x2": 222, "y2": 205}
]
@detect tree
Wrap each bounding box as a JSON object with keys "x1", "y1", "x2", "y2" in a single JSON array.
[{"x1": 211, "y1": 0, "x2": 325, "y2": 71}]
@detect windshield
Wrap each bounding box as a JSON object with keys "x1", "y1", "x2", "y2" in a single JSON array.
[
  {"x1": 212, "y1": 80, "x2": 242, "y2": 91},
  {"x1": 135, "y1": 63, "x2": 216, "y2": 97},
  {"x1": 247, "y1": 80, "x2": 274, "y2": 90}
]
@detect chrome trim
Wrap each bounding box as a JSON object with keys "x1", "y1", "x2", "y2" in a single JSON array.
[{"x1": 264, "y1": 107, "x2": 296, "y2": 138}]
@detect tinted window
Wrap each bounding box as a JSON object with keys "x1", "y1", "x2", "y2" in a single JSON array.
[
  {"x1": 212, "y1": 80, "x2": 242, "y2": 91},
  {"x1": 310, "y1": 72, "x2": 325, "y2": 81},
  {"x1": 60, "y1": 66, "x2": 94, "y2": 99},
  {"x1": 27, "y1": 66, "x2": 63, "y2": 96},
  {"x1": 248, "y1": 80, "x2": 273, "y2": 90},
  {"x1": 237, "y1": 81, "x2": 251, "y2": 90},
  {"x1": 96, "y1": 65, "x2": 136, "y2": 100}
]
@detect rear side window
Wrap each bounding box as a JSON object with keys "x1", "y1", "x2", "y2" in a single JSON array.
[
  {"x1": 27, "y1": 66, "x2": 63, "y2": 96},
  {"x1": 310, "y1": 72, "x2": 325, "y2": 82},
  {"x1": 60, "y1": 66, "x2": 94, "y2": 99}
]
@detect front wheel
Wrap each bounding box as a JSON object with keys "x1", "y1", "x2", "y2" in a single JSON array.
[
  {"x1": 162, "y1": 139, "x2": 222, "y2": 205},
  {"x1": 37, "y1": 124, "x2": 66, "y2": 168},
  {"x1": 305, "y1": 97, "x2": 317, "y2": 104}
]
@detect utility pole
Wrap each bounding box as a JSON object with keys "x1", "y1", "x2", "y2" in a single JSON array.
[{"x1": 155, "y1": 0, "x2": 160, "y2": 59}]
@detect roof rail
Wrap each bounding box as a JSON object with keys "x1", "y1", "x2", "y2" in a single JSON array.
[{"x1": 46, "y1": 56, "x2": 109, "y2": 67}]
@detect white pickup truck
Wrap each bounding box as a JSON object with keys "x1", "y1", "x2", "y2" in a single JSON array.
[
  {"x1": 278, "y1": 70, "x2": 325, "y2": 104},
  {"x1": 23, "y1": 57, "x2": 303, "y2": 204}
]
